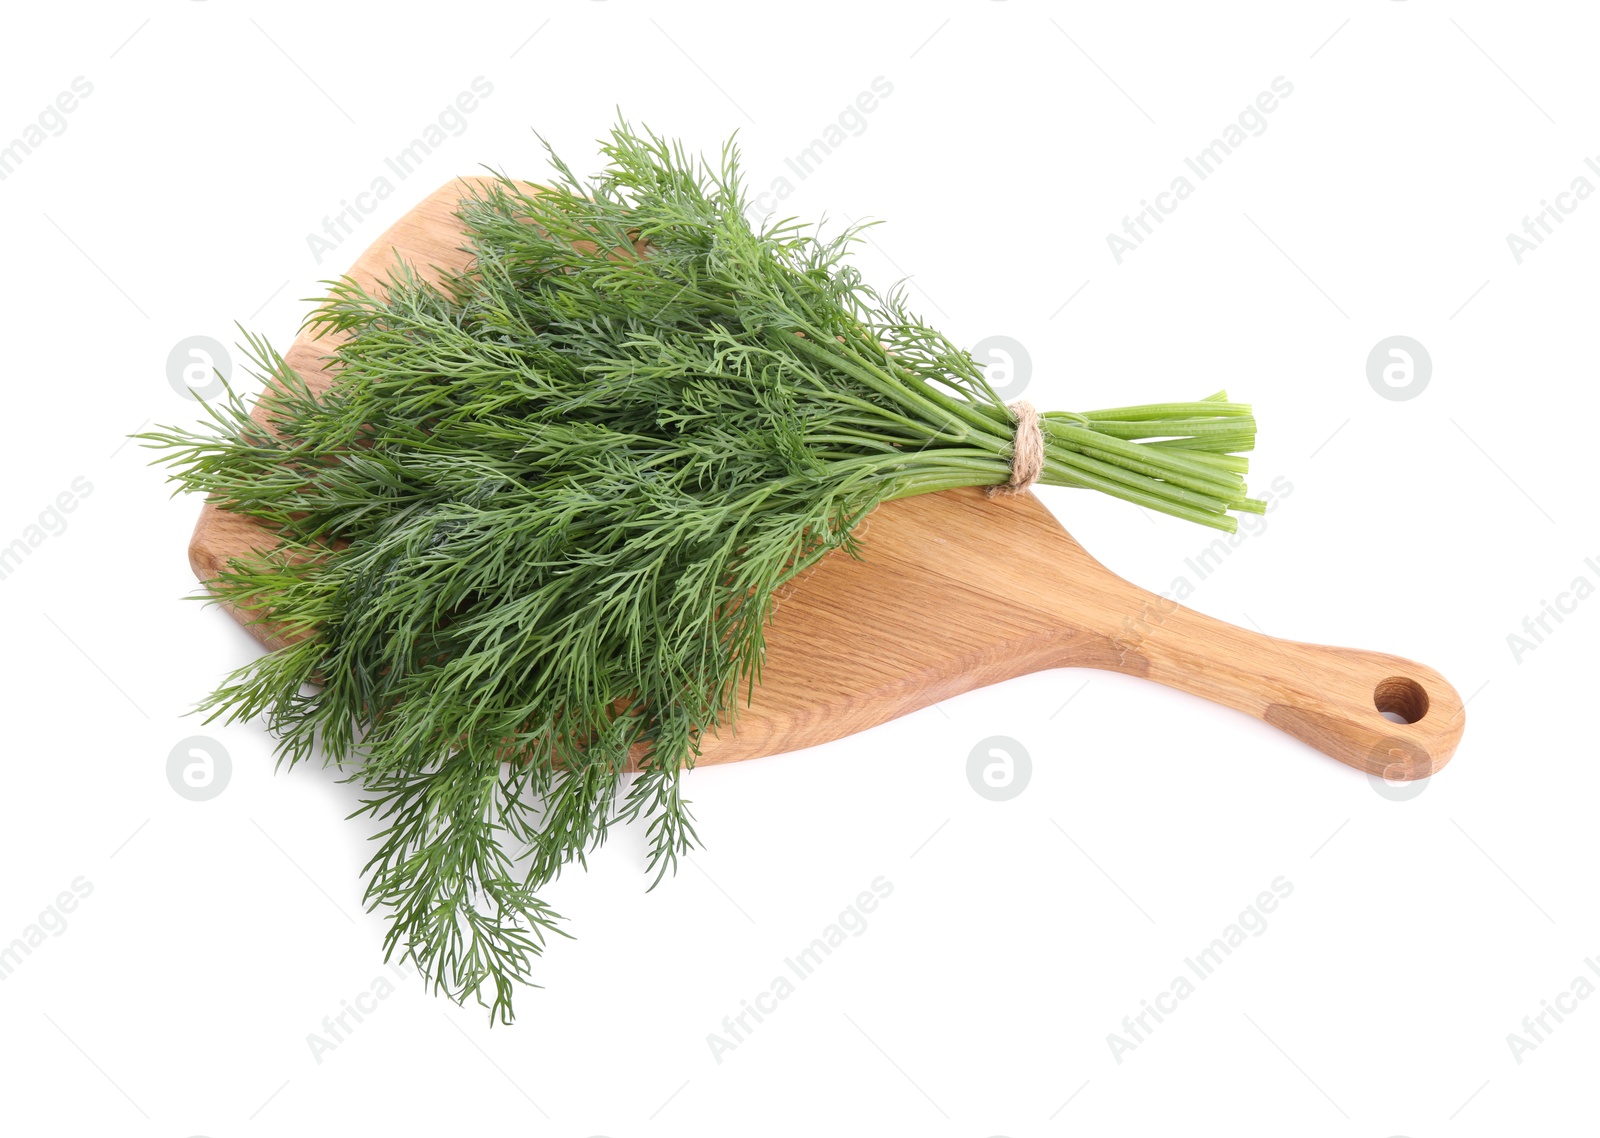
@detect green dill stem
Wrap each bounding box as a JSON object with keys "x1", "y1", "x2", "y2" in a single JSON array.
[
  {"x1": 787, "y1": 331, "x2": 1006, "y2": 447},
  {"x1": 1041, "y1": 458, "x2": 1239, "y2": 531},
  {"x1": 1077, "y1": 401, "x2": 1253, "y2": 421}
]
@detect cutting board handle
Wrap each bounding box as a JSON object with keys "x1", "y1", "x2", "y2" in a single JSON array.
[{"x1": 1061, "y1": 576, "x2": 1465, "y2": 779}]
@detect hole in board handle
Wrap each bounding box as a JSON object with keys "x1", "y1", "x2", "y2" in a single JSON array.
[{"x1": 1374, "y1": 676, "x2": 1429, "y2": 725}]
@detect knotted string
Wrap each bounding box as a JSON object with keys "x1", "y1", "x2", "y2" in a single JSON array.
[{"x1": 990, "y1": 399, "x2": 1043, "y2": 495}]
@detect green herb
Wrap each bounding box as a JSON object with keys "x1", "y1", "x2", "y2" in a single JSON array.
[{"x1": 141, "y1": 118, "x2": 1261, "y2": 1022}]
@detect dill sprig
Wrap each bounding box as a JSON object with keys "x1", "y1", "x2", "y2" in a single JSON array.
[{"x1": 141, "y1": 118, "x2": 1260, "y2": 1022}]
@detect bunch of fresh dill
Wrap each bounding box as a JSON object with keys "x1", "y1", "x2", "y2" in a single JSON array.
[{"x1": 142, "y1": 119, "x2": 1261, "y2": 1021}]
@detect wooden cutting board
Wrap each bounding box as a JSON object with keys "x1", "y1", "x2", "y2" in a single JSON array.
[{"x1": 189, "y1": 179, "x2": 1465, "y2": 780}]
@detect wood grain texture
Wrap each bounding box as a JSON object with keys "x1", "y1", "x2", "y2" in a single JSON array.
[{"x1": 189, "y1": 179, "x2": 1465, "y2": 780}]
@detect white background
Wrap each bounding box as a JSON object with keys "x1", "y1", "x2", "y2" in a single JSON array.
[{"x1": 1, "y1": 1, "x2": 1594, "y2": 1134}]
